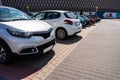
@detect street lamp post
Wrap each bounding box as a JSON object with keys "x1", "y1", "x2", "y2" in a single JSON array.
[
  {"x1": 26, "y1": 5, "x2": 30, "y2": 13},
  {"x1": 96, "y1": 6, "x2": 99, "y2": 12}
]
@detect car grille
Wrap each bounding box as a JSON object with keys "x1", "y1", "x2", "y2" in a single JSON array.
[{"x1": 32, "y1": 28, "x2": 53, "y2": 39}]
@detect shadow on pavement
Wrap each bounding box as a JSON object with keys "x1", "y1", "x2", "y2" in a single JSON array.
[
  {"x1": 56, "y1": 35, "x2": 83, "y2": 44},
  {"x1": 0, "y1": 50, "x2": 55, "y2": 80}
]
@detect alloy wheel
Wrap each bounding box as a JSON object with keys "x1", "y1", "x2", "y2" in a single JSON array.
[
  {"x1": 0, "y1": 45, "x2": 7, "y2": 63},
  {"x1": 57, "y1": 29, "x2": 66, "y2": 39}
]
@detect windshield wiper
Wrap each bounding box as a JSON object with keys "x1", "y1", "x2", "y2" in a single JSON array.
[
  {"x1": 0, "y1": 18, "x2": 31, "y2": 22},
  {"x1": 11, "y1": 18, "x2": 30, "y2": 21}
]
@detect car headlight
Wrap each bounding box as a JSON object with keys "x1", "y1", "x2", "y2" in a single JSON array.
[{"x1": 7, "y1": 29, "x2": 32, "y2": 38}]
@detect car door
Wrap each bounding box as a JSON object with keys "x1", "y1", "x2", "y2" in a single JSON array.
[
  {"x1": 34, "y1": 12, "x2": 61, "y2": 29},
  {"x1": 43, "y1": 12, "x2": 61, "y2": 29}
]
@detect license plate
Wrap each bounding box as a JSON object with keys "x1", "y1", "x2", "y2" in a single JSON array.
[{"x1": 43, "y1": 45, "x2": 53, "y2": 53}]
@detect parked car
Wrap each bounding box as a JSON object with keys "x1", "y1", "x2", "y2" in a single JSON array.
[
  {"x1": 78, "y1": 16, "x2": 86, "y2": 27},
  {"x1": 33, "y1": 10, "x2": 82, "y2": 39},
  {"x1": 0, "y1": 6, "x2": 55, "y2": 64},
  {"x1": 81, "y1": 15, "x2": 92, "y2": 25},
  {"x1": 83, "y1": 15, "x2": 96, "y2": 25},
  {"x1": 86, "y1": 15, "x2": 96, "y2": 24},
  {"x1": 87, "y1": 15, "x2": 100, "y2": 22},
  {"x1": 94, "y1": 14, "x2": 101, "y2": 22}
]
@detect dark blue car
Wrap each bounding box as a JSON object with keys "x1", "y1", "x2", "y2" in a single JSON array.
[{"x1": 78, "y1": 16, "x2": 86, "y2": 27}]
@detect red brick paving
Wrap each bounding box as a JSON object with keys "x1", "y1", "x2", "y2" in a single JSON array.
[{"x1": 45, "y1": 20, "x2": 120, "y2": 80}]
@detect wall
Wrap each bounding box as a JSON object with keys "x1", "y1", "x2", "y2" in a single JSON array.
[
  {"x1": 1, "y1": 0, "x2": 120, "y2": 12},
  {"x1": 95, "y1": 12, "x2": 120, "y2": 19},
  {"x1": 0, "y1": 0, "x2": 2, "y2": 6}
]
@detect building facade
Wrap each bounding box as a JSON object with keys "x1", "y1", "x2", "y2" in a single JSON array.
[
  {"x1": 0, "y1": 0, "x2": 2, "y2": 6},
  {"x1": 1, "y1": 0, "x2": 120, "y2": 12}
]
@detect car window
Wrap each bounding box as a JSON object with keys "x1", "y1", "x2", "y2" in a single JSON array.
[
  {"x1": 64, "y1": 12, "x2": 78, "y2": 19},
  {"x1": 79, "y1": 16, "x2": 84, "y2": 21},
  {"x1": 45, "y1": 12, "x2": 60, "y2": 19},
  {"x1": 0, "y1": 7, "x2": 31, "y2": 21},
  {"x1": 34, "y1": 12, "x2": 46, "y2": 20},
  {"x1": 81, "y1": 15, "x2": 89, "y2": 20}
]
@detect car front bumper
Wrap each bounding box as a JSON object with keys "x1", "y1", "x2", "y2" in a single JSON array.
[
  {"x1": 18, "y1": 39, "x2": 55, "y2": 55},
  {"x1": 3, "y1": 30, "x2": 55, "y2": 55}
]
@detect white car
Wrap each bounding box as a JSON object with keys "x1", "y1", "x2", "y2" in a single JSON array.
[
  {"x1": 0, "y1": 6, "x2": 55, "y2": 64},
  {"x1": 33, "y1": 10, "x2": 82, "y2": 39}
]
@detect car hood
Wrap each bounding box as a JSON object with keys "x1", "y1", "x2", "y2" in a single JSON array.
[{"x1": 0, "y1": 20, "x2": 51, "y2": 32}]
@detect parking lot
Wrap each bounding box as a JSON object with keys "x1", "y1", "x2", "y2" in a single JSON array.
[{"x1": 0, "y1": 19, "x2": 120, "y2": 80}]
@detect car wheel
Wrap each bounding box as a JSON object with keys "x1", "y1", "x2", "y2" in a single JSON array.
[
  {"x1": 56, "y1": 28, "x2": 67, "y2": 40},
  {"x1": 0, "y1": 42, "x2": 11, "y2": 64}
]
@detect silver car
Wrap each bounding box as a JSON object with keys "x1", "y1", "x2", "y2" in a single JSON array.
[{"x1": 0, "y1": 6, "x2": 55, "y2": 64}]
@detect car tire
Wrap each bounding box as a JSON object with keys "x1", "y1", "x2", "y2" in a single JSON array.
[
  {"x1": 56, "y1": 28, "x2": 67, "y2": 40},
  {"x1": 0, "y1": 40, "x2": 11, "y2": 64}
]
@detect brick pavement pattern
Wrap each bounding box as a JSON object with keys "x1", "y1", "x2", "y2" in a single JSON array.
[{"x1": 45, "y1": 20, "x2": 120, "y2": 80}]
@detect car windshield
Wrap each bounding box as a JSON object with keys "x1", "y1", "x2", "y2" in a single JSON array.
[
  {"x1": 81, "y1": 15, "x2": 89, "y2": 20},
  {"x1": 0, "y1": 7, "x2": 31, "y2": 22},
  {"x1": 64, "y1": 12, "x2": 78, "y2": 19},
  {"x1": 78, "y1": 16, "x2": 84, "y2": 21}
]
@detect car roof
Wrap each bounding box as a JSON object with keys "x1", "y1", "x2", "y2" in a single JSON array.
[
  {"x1": 40, "y1": 10, "x2": 70, "y2": 13},
  {"x1": 0, "y1": 6, "x2": 15, "y2": 9}
]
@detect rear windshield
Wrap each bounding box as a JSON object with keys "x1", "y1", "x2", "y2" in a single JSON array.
[{"x1": 64, "y1": 12, "x2": 77, "y2": 19}]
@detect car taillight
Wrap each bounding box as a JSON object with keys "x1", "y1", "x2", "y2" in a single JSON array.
[{"x1": 64, "y1": 19, "x2": 73, "y2": 25}]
